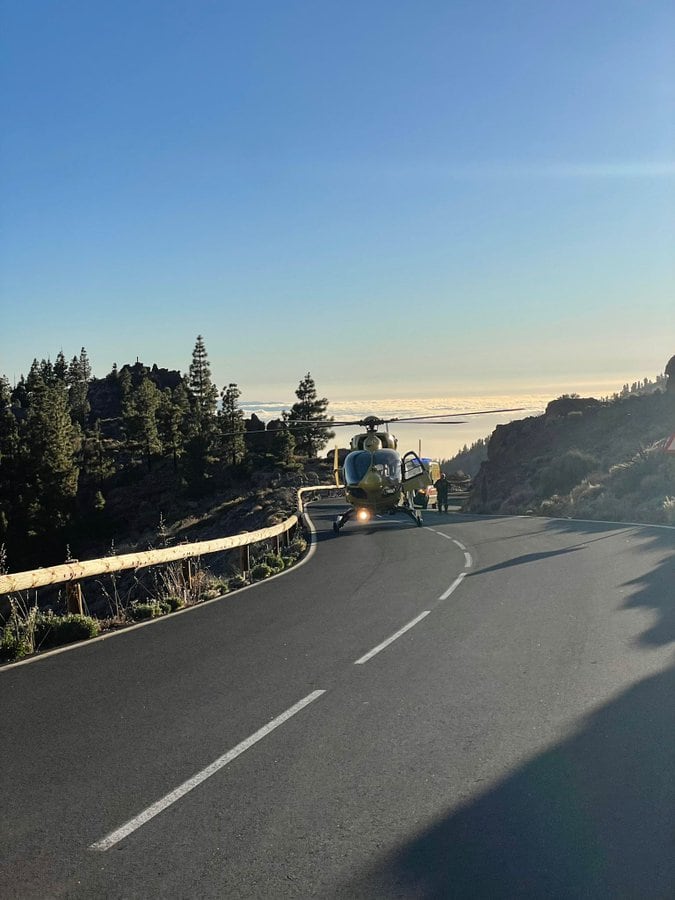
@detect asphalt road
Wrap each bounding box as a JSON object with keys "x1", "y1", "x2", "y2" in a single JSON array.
[{"x1": 1, "y1": 501, "x2": 674, "y2": 898}]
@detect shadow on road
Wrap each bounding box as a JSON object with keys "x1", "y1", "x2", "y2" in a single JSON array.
[
  {"x1": 471, "y1": 545, "x2": 583, "y2": 575},
  {"x1": 470, "y1": 526, "x2": 642, "y2": 575},
  {"x1": 340, "y1": 525, "x2": 675, "y2": 899}
]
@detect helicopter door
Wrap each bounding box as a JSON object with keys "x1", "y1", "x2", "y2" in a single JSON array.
[{"x1": 401, "y1": 451, "x2": 432, "y2": 492}]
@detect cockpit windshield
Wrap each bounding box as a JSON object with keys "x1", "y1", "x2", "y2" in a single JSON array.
[{"x1": 344, "y1": 449, "x2": 401, "y2": 485}]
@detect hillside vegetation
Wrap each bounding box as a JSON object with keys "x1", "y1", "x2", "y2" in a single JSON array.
[
  {"x1": 467, "y1": 378, "x2": 675, "y2": 526},
  {"x1": 0, "y1": 338, "x2": 336, "y2": 660},
  {"x1": 0, "y1": 338, "x2": 334, "y2": 572}
]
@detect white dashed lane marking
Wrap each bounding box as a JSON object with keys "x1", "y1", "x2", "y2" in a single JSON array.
[
  {"x1": 354, "y1": 611, "x2": 431, "y2": 665},
  {"x1": 90, "y1": 690, "x2": 326, "y2": 851}
]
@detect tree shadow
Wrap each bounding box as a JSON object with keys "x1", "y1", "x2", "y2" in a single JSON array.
[
  {"x1": 546, "y1": 519, "x2": 675, "y2": 651},
  {"x1": 471, "y1": 526, "x2": 642, "y2": 575},
  {"x1": 621, "y1": 547, "x2": 675, "y2": 651},
  {"x1": 471, "y1": 545, "x2": 583, "y2": 575},
  {"x1": 545, "y1": 518, "x2": 667, "y2": 536},
  {"x1": 472, "y1": 524, "x2": 635, "y2": 546},
  {"x1": 342, "y1": 525, "x2": 675, "y2": 898}
]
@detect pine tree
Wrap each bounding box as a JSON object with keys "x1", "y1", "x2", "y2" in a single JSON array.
[
  {"x1": 0, "y1": 376, "x2": 18, "y2": 467},
  {"x1": 187, "y1": 335, "x2": 218, "y2": 435},
  {"x1": 286, "y1": 373, "x2": 334, "y2": 457},
  {"x1": 67, "y1": 349, "x2": 91, "y2": 426},
  {"x1": 0, "y1": 376, "x2": 19, "y2": 539},
  {"x1": 82, "y1": 419, "x2": 115, "y2": 488},
  {"x1": 39, "y1": 358, "x2": 54, "y2": 384},
  {"x1": 78, "y1": 347, "x2": 92, "y2": 382},
  {"x1": 122, "y1": 376, "x2": 162, "y2": 469},
  {"x1": 158, "y1": 382, "x2": 190, "y2": 469},
  {"x1": 184, "y1": 337, "x2": 218, "y2": 491},
  {"x1": 269, "y1": 421, "x2": 296, "y2": 467},
  {"x1": 23, "y1": 381, "x2": 81, "y2": 533},
  {"x1": 219, "y1": 383, "x2": 246, "y2": 466},
  {"x1": 25, "y1": 359, "x2": 46, "y2": 406},
  {"x1": 11, "y1": 375, "x2": 28, "y2": 409},
  {"x1": 54, "y1": 350, "x2": 68, "y2": 382},
  {"x1": 118, "y1": 367, "x2": 133, "y2": 399}
]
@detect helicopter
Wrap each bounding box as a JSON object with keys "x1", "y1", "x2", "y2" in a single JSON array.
[
  {"x1": 220, "y1": 406, "x2": 524, "y2": 532},
  {"x1": 292, "y1": 408, "x2": 524, "y2": 533}
]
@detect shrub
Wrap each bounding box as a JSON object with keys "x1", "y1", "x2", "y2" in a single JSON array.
[
  {"x1": 129, "y1": 600, "x2": 169, "y2": 621},
  {"x1": 228, "y1": 573, "x2": 248, "y2": 590},
  {"x1": 288, "y1": 536, "x2": 308, "y2": 556},
  {"x1": 608, "y1": 454, "x2": 654, "y2": 497},
  {"x1": 0, "y1": 601, "x2": 39, "y2": 661},
  {"x1": 251, "y1": 563, "x2": 274, "y2": 581},
  {"x1": 0, "y1": 611, "x2": 101, "y2": 661},
  {"x1": 208, "y1": 578, "x2": 230, "y2": 597},
  {"x1": 281, "y1": 548, "x2": 298, "y2": 566},
  {"x1": 164, "y1": 595, "x2": 185, "y2": 612},
  {"x1": 262, "y1": 553, "x2": 285, "y2": 574},
  {"x1": 539, "y1": 495, "x2": 566, "y2": 517},
  {"x1": 499, "y1": 486, "x2": 536, "y2": 514},
  {"x1": 200, "y1": 579, "x2": 229, "y2": 600},
  {"x1": 663, "y1": 497, "x2": 675, "y2": 526},
  {"x1": 35, "y1": 613, "x2": 101, "y2": 649},
  {"x1": 538, "y1": 449, "x2": 598, "y2": 497},
  {"x1": 583, "y1": 489, "x2": 623, "y2": 522},
  {"x1": 0, "y1": 626, "x2": 28, "y2": 662}
]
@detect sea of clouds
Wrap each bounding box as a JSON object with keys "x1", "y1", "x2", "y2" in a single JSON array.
[
  {"x1": 240, "y1": 393, "x2": 551, "y2": 422},
  {"x1": 239, "y1": 393, "x2": 552, "y2": 461}
]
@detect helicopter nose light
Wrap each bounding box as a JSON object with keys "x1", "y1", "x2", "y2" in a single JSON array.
[{"x1": 357, "y1": 508, "x2": 370, "y2": 522}]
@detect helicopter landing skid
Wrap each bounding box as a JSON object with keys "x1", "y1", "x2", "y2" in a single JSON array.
[
  {"x1": 401, "y1": 505, "x2": 424, "y2": 527},
  {"x1": 333, "y1": 505, "x2": 422, "y2": 533},
  {"x1": 333, "y1": 509, "x2": 354, "y2": 533}
]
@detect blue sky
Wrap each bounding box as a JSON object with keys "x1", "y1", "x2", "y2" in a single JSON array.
[{"x1": 1, "y1": 1, "x2": 673, "y2": 410}]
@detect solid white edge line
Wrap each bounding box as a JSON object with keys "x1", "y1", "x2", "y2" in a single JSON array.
[
  {"x1": 90, "y1": 690, "x2": 326, "y2": 851},
  {"x1": 298, "y1": 501, "x2": 320, "y2": 563},
  {"x1": 354, "y1": 611, "x2": 430, "y2": 665},
  {"x1": 439, "y1": 572, "x2": 465, "y2": 600}
]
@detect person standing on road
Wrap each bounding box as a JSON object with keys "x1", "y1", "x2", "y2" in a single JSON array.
[{"x1": 435, "y1": 472, "x2": 450, "y2": 513}]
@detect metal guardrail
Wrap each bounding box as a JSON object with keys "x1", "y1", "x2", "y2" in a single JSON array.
[
  {"x1": 296, "y1": 483, "x2": 342, "y2": 515},
  {"x1": 0, "y1": 484, "x2": 340, "y2": 596}
]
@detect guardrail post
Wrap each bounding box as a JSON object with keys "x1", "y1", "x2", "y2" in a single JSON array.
[
  {"x1": 66, "y1": 581, "x2": 84, "y2": 616},
  {"x1": 273, "y1": 534, "x2": 280, "y2": 555},
  {"x1": 240, "y1": 544, "x2": 250, "y2": 576},
  {"x1": 182, "y1": 559, "x2": 194, "y2": 596}
]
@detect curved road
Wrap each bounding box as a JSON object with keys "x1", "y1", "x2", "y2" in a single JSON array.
[{"x1": 1, "y1": 502, "x2": 673, "y2": 898}]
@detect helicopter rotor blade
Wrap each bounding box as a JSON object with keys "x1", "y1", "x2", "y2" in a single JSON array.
[
  {"x1": 390, "y1": 406, "x2": 525, "y2": 422},
  {"x1": 282, "y1": 419, "x2": 358, "y2": 427},
  {"x1": 229, "y1": 407, "x2": 526, "y2": 437},
  {"x1": 218, "y1": 423, "x2": 338, "y2": 438}
]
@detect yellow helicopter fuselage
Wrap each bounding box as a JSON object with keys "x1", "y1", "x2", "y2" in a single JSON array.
[
  {"x1": 344, "y1": 465, "x2": 402, "y2": 514},
  {"x1": 339, "y1": 431, "x2": 432, "y2": 521}
]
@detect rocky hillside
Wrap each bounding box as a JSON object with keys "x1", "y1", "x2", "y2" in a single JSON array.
[{"x1": 468, "y1": 388, "x2": 675, "y2": 526}]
